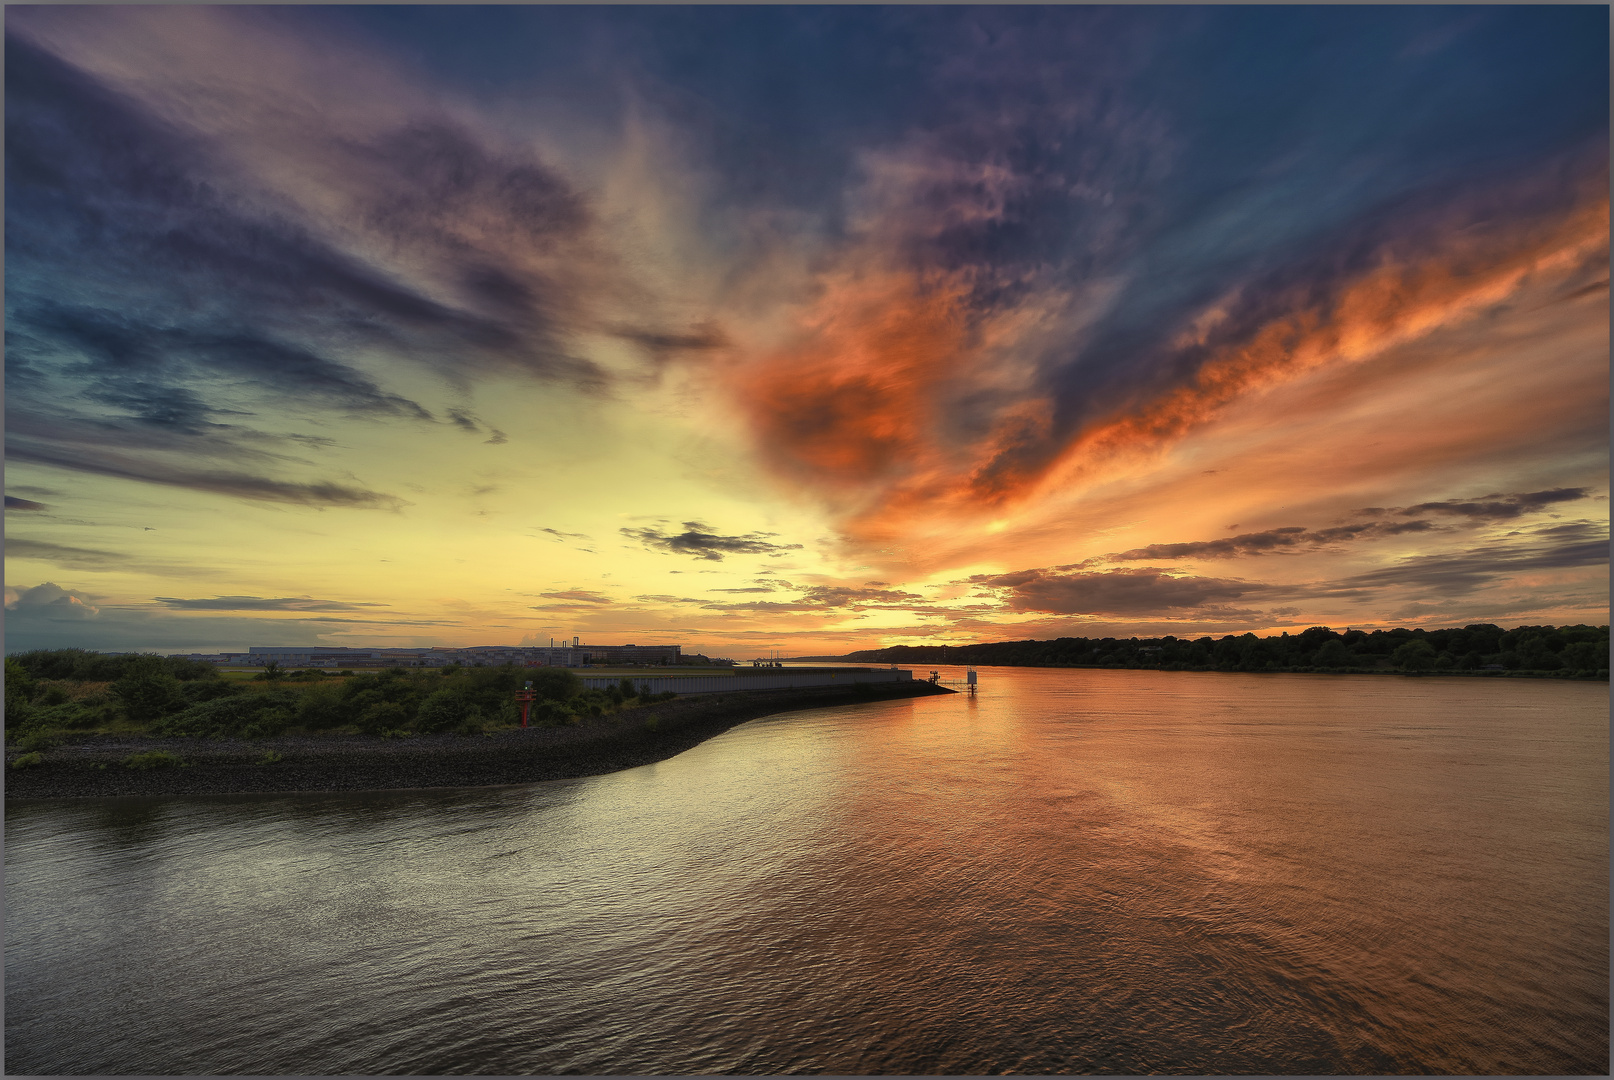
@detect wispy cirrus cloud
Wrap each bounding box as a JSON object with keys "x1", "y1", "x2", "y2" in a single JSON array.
[
  {"x1": 153, "y1": 595, "x2": 390, "y2": 612},
  {"x1": 4, "y1": 7, "x2": 715, "y2": 510},
  {"x1": 973, "y1": 520, "x2": 1608, "y2": 619},
  {"x1": 1365, "y1": 487, "x2": 1593, "y2": 521}
]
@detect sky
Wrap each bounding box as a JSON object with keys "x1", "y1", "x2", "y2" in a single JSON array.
[{"x1": 4, "y1": 4, "x2": 1608, "y2": 658}]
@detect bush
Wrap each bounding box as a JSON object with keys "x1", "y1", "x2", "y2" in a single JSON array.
[
  {"x1": 5, "y1": 657, "x2": 36, "y2": 713},
  {"x1": 532, "y1": 699, "x2": 576, "y2": 726},
  {"x1": 295, "y1": 682, "x2": 349, "y2": 730},
  {"x1": 179, "y1": 680, "x2": 244, "y2": 706},
  {"x1": 124, "y1": 750, "x2": 185, "y2": 770},
  {"x1": 24, "y1": 700, "x2": 117, "y2": 731},
  {"x1": 357, "y1": 700, "x2": 412, "y2": 735},
  {"x1": 113, "y1": 656, "x2": 184, "y2": 724},
  {"x1": 528, "y1": 667, "x2": 581, "y2": 702},
  {"x1": 415, "y1": 688, "x2": 485, "y2": 734},
  {"x1": 153, "y1": 690, "x2": 299, "y2": 739},
  {"x1": 12, "y1": 730, "x2": 65, "y2": 753},
  {"x1": 11, "y1": 751, "x2": 43, "y2": 770}
]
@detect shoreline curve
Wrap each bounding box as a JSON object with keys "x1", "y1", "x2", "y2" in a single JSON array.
[{"x1": 5, "y1": 681, "x2": 956, "y2": 800}]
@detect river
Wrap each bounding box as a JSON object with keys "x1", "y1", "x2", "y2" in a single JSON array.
[{"x1": 6, "y1": 668, "x2": 1607, "y2": 1075}]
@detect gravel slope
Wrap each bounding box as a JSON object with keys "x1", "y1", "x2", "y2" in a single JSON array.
[{"x1": 5, "y1": 682, "x2": 954, "y2": 799}]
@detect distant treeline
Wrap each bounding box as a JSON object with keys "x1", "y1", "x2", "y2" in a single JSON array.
[
  {"x1": 4, "y1": 651, "x2": 675, "y2": 746},
  {"x1": 836, "y1": 624, "x2": 1609, "y2": 677}
]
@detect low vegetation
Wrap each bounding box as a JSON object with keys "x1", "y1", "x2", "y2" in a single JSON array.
[
  {"x1": 5, "y1": 651, "x2": 679, "y2": 746},
  {"x1": 844, "y1": 624, "x2": 1610, "y2": 677}
]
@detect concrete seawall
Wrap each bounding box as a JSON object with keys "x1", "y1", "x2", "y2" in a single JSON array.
[{"x1": 579, "y1": 668, "x2": 912, "y2": 695}]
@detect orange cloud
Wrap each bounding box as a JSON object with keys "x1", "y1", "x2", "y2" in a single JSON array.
[{"x1": 736, "y1": 156, "x2": 1608, "y2": 556}]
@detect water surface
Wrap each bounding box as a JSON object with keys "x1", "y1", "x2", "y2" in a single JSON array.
[{"x1": 7, "y1": 669, "x2": 1607, "y2": 1074}]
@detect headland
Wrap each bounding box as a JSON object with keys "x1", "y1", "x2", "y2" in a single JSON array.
[{"x1": 5, "y1": 680, "x2": 953, "y2": 800}]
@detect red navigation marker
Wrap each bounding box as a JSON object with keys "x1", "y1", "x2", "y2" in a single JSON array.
[{"x1": 516, "y1": 682, "x2": 536, "y2": 727}]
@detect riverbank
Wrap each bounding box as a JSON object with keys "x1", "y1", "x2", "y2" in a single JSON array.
[{"x1": 4, "y1": 681, "x2": 954, "y2": 799}]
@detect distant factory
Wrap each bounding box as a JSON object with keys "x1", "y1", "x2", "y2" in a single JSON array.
[{"x1": 183, "y1": 641, "x2": 698, "y2": 669}]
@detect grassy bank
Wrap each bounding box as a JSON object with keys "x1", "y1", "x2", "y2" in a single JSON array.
[
  {"x1": 4, "y1": 680, "x2": 954, "y2": 799},
  {"x1": 4, "y1": 652, "x2": 697, "y2": 752}
]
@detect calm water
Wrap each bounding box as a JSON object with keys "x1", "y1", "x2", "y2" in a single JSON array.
[{"x1": 6, "y1": 669, "x2": 1608, "y2": 1075}]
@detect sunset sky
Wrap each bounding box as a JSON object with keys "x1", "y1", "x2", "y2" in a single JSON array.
[{"x1": 5, "y1": 5, "x2": 1608, "y2": 657}]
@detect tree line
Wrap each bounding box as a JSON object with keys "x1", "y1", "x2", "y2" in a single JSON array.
[
  {"x1": 5, "y1": 650, "x2": 675, "y2": 745},
  {"x1": 838, "y1": 624, "x2": 1609, "y2": 676}
]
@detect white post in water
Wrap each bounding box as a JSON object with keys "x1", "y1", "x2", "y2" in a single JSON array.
[{"x1": 966, "y1": 668, "x2": 977, "y2": 694}]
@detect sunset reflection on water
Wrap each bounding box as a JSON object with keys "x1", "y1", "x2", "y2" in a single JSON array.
[{"x1": 7, "y1": 668, "x2": 1607, "y2": 1075}]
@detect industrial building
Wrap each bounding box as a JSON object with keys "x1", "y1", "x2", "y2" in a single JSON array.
[{"x1": 242, "y1": 642, "x2": 685, "y2": 669}]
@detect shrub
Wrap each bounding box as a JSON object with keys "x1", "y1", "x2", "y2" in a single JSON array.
[
  {"x1": 14, "y1": 730, "x2": 66, "y2": 753},
  {"x1": 153, "y1": 690, "x2": 299, "y2": 738},
  {"x1": 532, "y1": 699, "x2": 576, "y2": 726},
  {"x1": 258, "y1": 750, "x2": 284, "y2": 765},
  {"x1": 113, "y1": 656, "x2": 184, "y2": 724},
  {"x1": 527, "y1": 667, "x2": 581, "y2": 702},
  {"x1": 357, "y1": 700, "x2": 411, "y2": 736},
  {"x1": 5, "y1": 658, "x2": 36, "y2": 713},
  {"x1": 25, "y1": 700, "x2": 116, "y2": 731},
  {"x1": 416, "y1": 687, "x2": 480, "y2": 734},
  {"x1": 296, "y1": 682, "x2": 349, "y2": 730},
  {"x1": 11, "y1": 752, "x2": 43, "y2": 769},
  {"x1": 179, "y1": 680, "x2": 244, "y2": 706},
  {"x1": 124, "y1": 750, "x2": 184, "y2": 770}
]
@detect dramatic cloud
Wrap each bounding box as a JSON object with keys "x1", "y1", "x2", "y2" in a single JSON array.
[
  {"x1": 710, "y1": 6, "x2": 1607, "y2": 539},
  {"x1": 152, "y1": 595, "x2": 390, "y2": 612},
  {"x1": 1365, "y1": 487, "x2": 1593, "y2": 522},
  {"x1": 972, "y1": 566, "x2": 1268, "y2": 617},
  {"x1": 1320, "y1": 526, "x2": 1609, "y2": 597},
  {"x1": 1112, "y1": 521, "x2": 1443, "y2": 561},
  {"x1": 2, "y1": 8, "x2": 1603, "y2": 653},
  {"x1": 622, "y1": 522, "x2": 803, "y2": 561},
  {"x1": 5, "y1": 582, "x2": 101, "y2": 618},
  {"x1": 5, "y1": 442, "x2": 406, "y2": 510},
  {"x1": 2, "y1": 9, "x2": 709, "y2": 511}
]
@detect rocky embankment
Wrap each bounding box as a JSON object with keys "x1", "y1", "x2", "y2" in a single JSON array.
[{"x1": 5, "y1": 681, "x2": 954, "y2": 799}]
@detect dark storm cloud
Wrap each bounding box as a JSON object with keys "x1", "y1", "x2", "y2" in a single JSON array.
[
  {"x1": 152, "y1": 596, "x2": 389, "y2": 612},
  {"x1": 6, "y1": 497, "x2": 49, "y2": 511},
  {"x1": 621, "y1": 522, "x2": 804, "y2": 561}
]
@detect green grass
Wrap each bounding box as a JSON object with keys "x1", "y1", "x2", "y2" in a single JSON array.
[{"x1": 11, "y1": 752, "x2": 43, "y2": 770}]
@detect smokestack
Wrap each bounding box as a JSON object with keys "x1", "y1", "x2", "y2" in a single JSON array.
[{"x1": 573, "y1": 636, "x2": 580, "y2": 649}]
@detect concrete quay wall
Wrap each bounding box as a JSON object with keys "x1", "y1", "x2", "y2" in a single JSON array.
[{"x1": 579, "y1": 668, "x2": 912, "y2": 695}]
